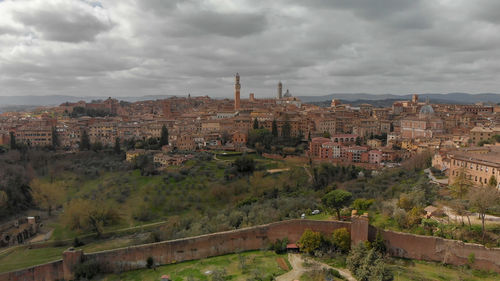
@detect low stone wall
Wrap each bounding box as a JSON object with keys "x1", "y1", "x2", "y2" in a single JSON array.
[
  {"x1": 382, "y1": 230, "x2": 500, "y2": 273},
  {"x1": 0, "y1": 260, "x2": 64, "y2": 281}
]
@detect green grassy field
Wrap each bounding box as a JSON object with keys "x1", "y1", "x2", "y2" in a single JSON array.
[
  {"x1": 0, "y1": 246, "x2": 66, "y2": 273},
  {"x1": 391, "y1": 259, "x2": 499, "y2": 281},
  {"x1": 101, "y1": 251, "x2": 289, "y2": 281},
  {"x1": 0, "y1": 235, "x2": 144, "y2": 273}
]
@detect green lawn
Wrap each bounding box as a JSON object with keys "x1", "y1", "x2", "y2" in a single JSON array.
[
  {"x1": 0, "y1": 246, "x2": 66, "y2": 273},
  {"x1": 391, "y1": 259, "x2": 499, "y2": 281},
  {"x1": 306, "y1": 212, "x2": 333, "y2": 221},
  {"x1": 101, "y1": 251, "x2": 289, "y2": 281},
  {"x1": 300, "y1": 270, "x2": 344, "y2": 281},
  {"x1": 0, "y1": 236, "x2": 141, "y2": 273}
]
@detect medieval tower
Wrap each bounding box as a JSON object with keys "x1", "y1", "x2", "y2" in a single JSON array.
[
  {"x1": 277, "y1": 81, "x2": 283, "y2": 99},
  {"x1": 234, "y1": 73, "x2": 241, "y2": 110}
]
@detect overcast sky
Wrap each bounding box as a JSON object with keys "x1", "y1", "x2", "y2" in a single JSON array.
[{"x1": 1, "y1": 0, "x2": 500, "y2": 98}]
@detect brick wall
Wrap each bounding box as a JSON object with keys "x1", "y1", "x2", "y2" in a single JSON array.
[
  {"x1": 83, "y1": 219, "x2": 351, "y2": 274},
  {"x1": 2, "y1": 218, "x2": 500, "y2": 281},
  {"x1": 0, "y1": 260, "x2": 63, "y2": 281},
  {"x1": 382, "y1": 230, "x2": 500, "y2": 272}
]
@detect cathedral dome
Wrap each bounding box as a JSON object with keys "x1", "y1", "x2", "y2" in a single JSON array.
[
  {"x1": 419, "y1": 104, "x2": 435, "y2": 119},
  {"x1": 420, "y1": 105, "x2": 434, "y2": 115}
]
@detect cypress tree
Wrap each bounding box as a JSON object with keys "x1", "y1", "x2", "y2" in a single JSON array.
[
  {"x1": 80, "y1": 130, "x2": 90, "y2": 151},
  {"x1": 253, "y1": 118, "x2": 259, "y2": 130},
  {"x1": 272, "y1": 119, "x2": 278, "y2": 138},
  {"x1": 160, "y1": 125, "x2": 169, "y2": 146},
  {"x1": 114, "y1": 137, "x2": 121, "y2": 154},
  {"x1": 281, "y1": 120, "x2": 291, "y2": 140},
  {"x1": 51, "y1": 126, "x2": 59, "y2": 150},
  {"x1": 9, "y1": 131, "x2": 16, "y2": 150}
]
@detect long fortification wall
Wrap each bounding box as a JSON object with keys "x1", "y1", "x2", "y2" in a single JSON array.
[
  {"x1": 382, "y1": 230, "x2": 500, "y2": 273},
  {"x1": 2, "y1": 218, "x2": 500, "y2": 281},
  {"x1": 0, "y1": 260, "x2": 64, "y2": 281},
  {"x1": 0, "y1": 219, "x2": 350, "y2": 281},
  {"x1": 84, "y1": 219, "x2": 351, "y2": 274}
]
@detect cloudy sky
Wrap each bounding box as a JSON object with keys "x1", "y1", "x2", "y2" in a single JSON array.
[{"x1": 1, "y1": 0, "x2": 500, "y2": 98}]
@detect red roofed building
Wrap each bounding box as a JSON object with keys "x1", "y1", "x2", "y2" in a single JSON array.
[{"x1": 309, "y1": 137, "x2": 330, "y2": 158}]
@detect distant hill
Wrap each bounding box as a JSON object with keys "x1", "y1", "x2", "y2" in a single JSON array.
[
  {"x1": 1, "y1": 92, "x2": 499, "y2": 107},
  {"x1": 310, "y1": 99, "x2": 401, "y2": 108},
  {"x1": 0, "y1": 95, "x2": 175, "y2": 107},
  {"x1": 308, "y1": 97, "x2": 478, "y2": 108},
  {"x1": 298, "y1": 93, "x2": 500, "y2": 104}
]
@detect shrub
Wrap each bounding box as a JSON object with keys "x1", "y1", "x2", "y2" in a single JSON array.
[
  {"x1": 332, "y1": 228, "x2": 350, "y2": 253},
  {"x1": 211, "y1": 269, "x2": 227, "y2": 281},
  {"x1": 298, "y1": 229, "x2": 322, "y2": 254},
  {"x1": 73, "y1": 237, "x2": 85, "y2": 248},
  {"x1": 146, "y1": 256, "x2": 154, "y2": 269},
  {"x1": 468, "y1": 253, "x2": 475, "y2": 266},
  {"x1": 74, "y1": 260, "x2": 101, "y2": 280},
  {"x1": 406, "y1": 207, "x2": 424, "y2": 228},
  {"x1": 352, "y1": 198, "x2": 375, "y2": 212},
  {"x1": 372, "y1": 231, "x2": 386, "y2": 254},
  {"x1": 270, "y1": 238, "x2": 289, "y2": 254},
  {"x1": 347, "y1": 243, "x2": 393, "y2": 281},
  {"x1": 234, "y1": 155, "x2": 255, "y2": 174},
  {"x1": 393, "y1": 208, "x2": 407, "y2": 228}
]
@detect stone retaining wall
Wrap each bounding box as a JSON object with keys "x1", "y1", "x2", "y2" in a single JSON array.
[{"x1": 1, "y1": 217, "x2": 500, "y2": 281}]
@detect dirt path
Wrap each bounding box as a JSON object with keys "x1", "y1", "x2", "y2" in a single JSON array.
[
  {"x1": 29, "y1": 229, "x2": 54, "y2": 243},
  {"x1": 303, "y1": 165, "x2": 313, "y2": 183},
  {"x1": 267, "y1": 168, "x2": 290, "y2": 174},
  {"x1": 276, "y1": 254, "x2": 356, "y2": 281},
  {"x1": 442, "y1": 206, "x2": 500, "y2": 225}
]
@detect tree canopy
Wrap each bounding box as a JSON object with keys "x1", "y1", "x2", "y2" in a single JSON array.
[{"x1": 322, "y1": 189, "x2": 353, "y2": 220}]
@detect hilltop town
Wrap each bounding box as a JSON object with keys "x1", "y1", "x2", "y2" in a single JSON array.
[
  {"x1": 0, "y1": 75, "x2": 500, "y2": 281},
  {"x1": 1, "y1": 73, "x2": 499, "y2": 177}
]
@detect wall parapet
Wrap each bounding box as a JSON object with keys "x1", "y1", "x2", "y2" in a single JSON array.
[
  {"x1": 0, "y1": 259, "x2": 63, "y2": 281},
  {"x1": 381, "y1": 229, "x2": 500, "y2": 273},
  {"x1": 1, "y1": 218, "x2": 500, "y2": 281}
]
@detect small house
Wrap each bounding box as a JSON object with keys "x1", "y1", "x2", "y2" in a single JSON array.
[{"x1": 286, "y1": 243, "x2": 299, "y2": 253}]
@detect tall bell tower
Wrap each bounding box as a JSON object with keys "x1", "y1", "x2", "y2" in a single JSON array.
[
  {"x1": 277, "y1": 81, "x2": 282, "y2": 99},
  {"x1": 234, "y1": 72, "x2": 241, "y2": 110}
]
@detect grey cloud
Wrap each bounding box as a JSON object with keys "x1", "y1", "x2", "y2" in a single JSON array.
[
  {"x1": 1, "y1": 0, "x2": 500, "y2": 97},
  {"x1": 176, "y1": 10, "x2": 267, "y2": 38},
  {"x1": 13, "y1": 4, "x2": 112, "y2": 43}
]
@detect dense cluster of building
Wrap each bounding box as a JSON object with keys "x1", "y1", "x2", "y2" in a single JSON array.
[{"x1": 1, "y1": 74, "x2": 499, "y2": 172}]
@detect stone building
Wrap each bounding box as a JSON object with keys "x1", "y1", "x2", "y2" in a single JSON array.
[
  {"x1": 449, "y1": 146, "x2": 500, "y2": 188},
  {"x1": 470, "y1": 126, "x2": 500, "y2": 145},
  {"x1": 401, "y1": 105, "x2": 444, "y2": 139},
  {"x1": 15, "y1": 125, "x2": 53, "y2": 146}
]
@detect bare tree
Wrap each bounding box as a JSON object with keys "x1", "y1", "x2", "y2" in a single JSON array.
[
  {"x1": 470, "y1": 186, "x2": 500, "y2": 243},
  {"x1": 449, "y1": 167, "x2": 472, "y2": 199}
]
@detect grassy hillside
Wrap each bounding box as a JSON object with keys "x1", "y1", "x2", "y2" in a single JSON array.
[{"x1": 390, "y1": 259, "x2": 499, "y2": 281}]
